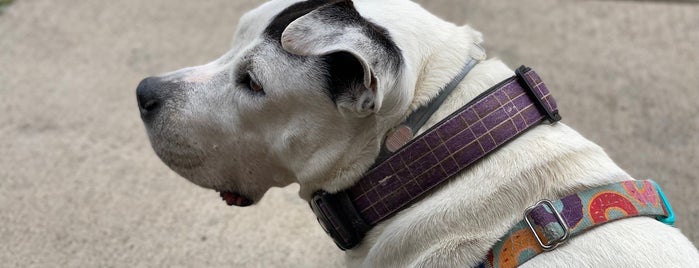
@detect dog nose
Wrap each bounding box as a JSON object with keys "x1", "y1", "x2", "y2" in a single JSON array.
[{"x1": 136, "y1": 77, "x2": 163, "y2": 120}]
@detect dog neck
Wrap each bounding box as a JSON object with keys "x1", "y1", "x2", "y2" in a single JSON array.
[
  {"x1": 290, "y1": 6, "x2": 633, "y2": 266},
  {"x1": 338, "y1": 30, "x2": 634, "y2": 268},
  {"x1": 345, "y1": 59, "x2": 634, "y2": 267},
  {"x1": 297, "y1": 18, "x2": 489, "y2": 198}
]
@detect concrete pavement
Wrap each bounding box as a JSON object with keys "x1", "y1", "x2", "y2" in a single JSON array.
[{"x1": 1, "y1": 0, "x2": 697, "y2": 267}]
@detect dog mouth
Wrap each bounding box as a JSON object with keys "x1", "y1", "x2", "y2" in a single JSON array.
[{"x1": 218, "y1": 190, "x2": 254, "y2": 207}]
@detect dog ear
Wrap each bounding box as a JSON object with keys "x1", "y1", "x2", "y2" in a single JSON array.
[{"x1": 281, "y1": 0, "x2": 401, "y2": 117}]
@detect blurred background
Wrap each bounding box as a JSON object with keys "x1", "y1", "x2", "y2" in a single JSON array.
[{"x1": 1, "y1": 0, "x2": 697, "y2": 267}]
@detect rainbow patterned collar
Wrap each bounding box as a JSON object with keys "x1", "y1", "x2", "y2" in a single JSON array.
[{"x1": 482, "y1": 180, "x2": 675, "y2": 268}]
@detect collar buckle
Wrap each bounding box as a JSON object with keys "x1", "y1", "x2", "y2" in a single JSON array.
[
  {"x1": 523, "y1": 199, "x2": 570, "y2": 251},
  {"x1": 310, "y1": 191, "x2": 369, "y2": 250}
]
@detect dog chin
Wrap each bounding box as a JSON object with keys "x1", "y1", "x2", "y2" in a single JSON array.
[
  {"x1": 149, "y1": 138, "x2": 262, "y2": 208},
  {"x1": 170, "y1": 169, "x2": 259, "y2": 208}
]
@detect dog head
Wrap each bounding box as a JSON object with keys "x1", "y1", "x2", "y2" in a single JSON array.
[{"x1": 137, "y1": 0, "x2": 483, "y2": 205}]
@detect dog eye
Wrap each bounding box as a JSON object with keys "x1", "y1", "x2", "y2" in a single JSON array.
[
  {"x1": 240, "y1": 72, "x2": 264, "y2": 95},
  {"x1": 249, "y1": 77, "x2": 264, "y2": 93}
]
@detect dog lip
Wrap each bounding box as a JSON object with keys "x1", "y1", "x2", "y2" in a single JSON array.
[{"x1": 218, "y1": 190, "x2": 254, "y2": 207}]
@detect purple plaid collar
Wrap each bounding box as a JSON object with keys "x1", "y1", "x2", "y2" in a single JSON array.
[{"x1": 310, "y1": 65, "x2": 561, "y2": 250}]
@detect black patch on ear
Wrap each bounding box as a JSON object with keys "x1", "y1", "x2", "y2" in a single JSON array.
[
  {"x1": 264, "y1": 0, "x2": 330, "y2": 44},
  {"x1": 322, "y1": 51, "x2": 365, "y2": 102},
  {"x1": 265, "y1": 0, "x2": 402, "y2": 105},
  {"x1": 318, "y1": 0, "x2": 402, "y2": 71},
  {"x1": 264, "y1": 0, "x2": 401, "y2": 71}
]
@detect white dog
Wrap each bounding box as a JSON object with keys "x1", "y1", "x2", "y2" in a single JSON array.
[{"x1": 136, "y1": 0, "x2": 699, "y2": 267}]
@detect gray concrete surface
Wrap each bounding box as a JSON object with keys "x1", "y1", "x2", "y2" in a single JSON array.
[{"x1": 1, "y1": 0, "x2": 697, "y2": 267}]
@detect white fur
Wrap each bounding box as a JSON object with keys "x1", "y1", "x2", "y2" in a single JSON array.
[{"x1": 141, "y1": 0, "x2": 699, "y2": 267}]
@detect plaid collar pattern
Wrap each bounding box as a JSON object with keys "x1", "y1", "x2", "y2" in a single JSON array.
[{"x1": 310, "y1": 66, "x2": 561, "y2": 250}]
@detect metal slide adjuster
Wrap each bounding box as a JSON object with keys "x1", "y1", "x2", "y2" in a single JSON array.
[{"x1": 523, "y1": 199, "x2": 570, "y2": 251}]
